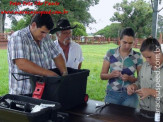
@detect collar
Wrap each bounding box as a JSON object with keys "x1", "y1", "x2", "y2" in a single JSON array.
[
  {"x1": 55, "y1": 40, "x2": 59, "y2": 46},
  {"x1": 115, "y1": 46, "x2": 134, "y2": 56},
  {"x1": 147, "y1": 62, "x2": 163, "y2": 69},
  {"x1": 26, "y1": 26, "x2": 35, "y2": 41}
]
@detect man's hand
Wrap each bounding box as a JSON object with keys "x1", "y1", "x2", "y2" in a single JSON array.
[
  {"x1": 110, "y1": 70, "x2": 121, "y2": 78},
  {"x1": 135, "y1": 88, "x2": 152, "y2": 99},
  {"x1": 47, "y1": 71, "x2": 59, "y2": 77},
  {"x1": 127, "y1": 84, "x2": 137, "y2": 95},
  {"x1": 54, "y1": 54, "x2": 67, "y2": 76},
  {"x1": 62, "y1": 71, "x2": 68, "y2": 76},
  {"x1": 15, "y1": 58, "x2": 59, "y2": 77}
]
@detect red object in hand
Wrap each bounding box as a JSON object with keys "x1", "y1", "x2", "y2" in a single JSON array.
[
  {"x1": 84, "y1": 94, "x2": 89, "y2": 103},
  {"x1": 32, "y1": 82, "x2": 45, "y2": 99}
]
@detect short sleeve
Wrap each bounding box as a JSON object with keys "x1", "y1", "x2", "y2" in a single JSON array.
[
  {"x1": 134, "y1": 67, "x2": 141, "y2": 89},
  {"x1": 78, "y1": 45, "x2": 84, "y2": 63},
  {"x1": 104, "y1": 50, "x2": 112, "y2": 62},
  {"x1": 8, "y1": 35, "x2": 28, "y2": 62},
  {"x1": 137, "y1": 53, "x2": 143, "y2": 67}
]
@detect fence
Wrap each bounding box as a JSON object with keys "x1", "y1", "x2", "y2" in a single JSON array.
[
  {"x1": 73, "y1": 36, "x2": 144, "y2": 48},
  {"x1": 0, "y1": 33, "x2": 8, "y2": 49},
  {"x1": 0, "y1": 33, "x2": 144, "y2": 49}
]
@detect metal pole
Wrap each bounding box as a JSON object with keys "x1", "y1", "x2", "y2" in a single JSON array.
[{"x1": 152, "y1": 0, "x2": 159, "y2": 38}]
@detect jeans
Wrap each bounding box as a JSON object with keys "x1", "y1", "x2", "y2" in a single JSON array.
[{"x1": 105, "y1": 90, "x2": 138, "y2": 108}]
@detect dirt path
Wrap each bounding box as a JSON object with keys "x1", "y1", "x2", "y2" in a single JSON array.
[{"x1": 0, "y1": 42, "x2": 7, "y2": 49}]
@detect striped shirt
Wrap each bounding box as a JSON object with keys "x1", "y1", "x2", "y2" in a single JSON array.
[{"x1": 7, "y1": 26, "x2": 60, "y2": 95}]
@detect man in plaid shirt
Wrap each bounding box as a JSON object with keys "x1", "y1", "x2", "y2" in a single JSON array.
[{"x1": 8, "y1": 14, "x2": 67, "y2": 95}]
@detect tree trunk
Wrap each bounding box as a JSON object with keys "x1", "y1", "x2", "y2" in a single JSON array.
[
  {"x1": 152, "y1": 0, "x2": 159, "y2": 38},
  {"x1": 0, "y1": 9, "x2": 4, "y2": 33},
  {"x1": 3, "y1": 14, "x2": 5, "y2": 33}
]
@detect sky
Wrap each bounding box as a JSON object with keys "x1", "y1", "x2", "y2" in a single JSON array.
[
  {"x1": 86, "y1": 0, "x2": 163, "y2": 33},
  {"x1": 5, "y1": 0, "x2": 163, "y2": 33},
  {"x1": 86, "y1": 0, "x2": 122, "y2": 33}
]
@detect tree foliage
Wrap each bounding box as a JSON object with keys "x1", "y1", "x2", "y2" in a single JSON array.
[
  {"x1": 0, "y1": 0, "x2": 32, "y2": 32},
  {"x1": 11, "y1": 15, "x2": 32, "y2": 31},
  {"x1": 8, "y1": 0, "x2": 99, "y2": 31},
  {"x1": 37, "y1": 0, "x2": 99, "y2": 26},
  {"x1": 158, "y1": 15, "x2": 163, "y2": 33},
  {"x1": 72, "y1": 22, "x2": 87, "y2": 36},
  {"x1": 12, "y1": 19, "x2": 25, "y2": 30},
  {"x1": 110, "y1": 0, "x2": 153, "y2": 38},
  {"x1": 95, "y1": 23, "x2": 122, "y2": 38},
  {"x1": 0, "y1": 0, "x2": 18, "y2": 32}
]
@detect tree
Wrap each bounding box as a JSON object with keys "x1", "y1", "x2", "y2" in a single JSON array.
[
  {"x1": 37, "y1": 0, "x2": 99, "y2": 26},
  {"x1": 158, "y1": 15, "x2": 163, "y2": 33},
  {"x1": 11, "y1": 18, "x2": 25, "y2": 31},
  {"x1": 7, "y1": 0, "x2": 99, "y2": 31},
  {"x1": 72, "y1": 22, "x2": 87, "y2": 36},
  {"x1": 11, "y1": 15, "x2": 32, "y2": 31},
  {"x1": 110, "y1": 0, "x2": 153, "y2": 38},
  {"x1": 0, "y1": 0, "x2": 19, "y2": 33},
  {"x1": 95, "y1": 23, "x2": 122, "y2": 38}
]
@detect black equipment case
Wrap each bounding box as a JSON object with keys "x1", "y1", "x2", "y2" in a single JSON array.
[
  {"x1": 13, "y1": 68, "x2": 90, "y2": 110},
  {"x1": 31, "y1": 68, "x2": 90, "y2": 110},
  {"x1": 0, "y1": 94, "x2": 61, "y2": 122}
]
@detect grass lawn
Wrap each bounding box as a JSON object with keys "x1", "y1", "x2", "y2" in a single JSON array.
[
  {"x1": 0, "y1": 43, "x2": 141, "y2": 101},
  {"x1": 0, "y1": 49, "x2": 9, "y2": 95}
]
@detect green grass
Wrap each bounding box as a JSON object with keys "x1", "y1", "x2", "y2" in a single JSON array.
[
  {"x1": 0, "y1": 43, "x2": 141, "y2": 101},
  {"x1": 0, "y1": 49, "x2": 9, "y2": 95},
  {"x1": 81, "y1": 43, "x2": 118, "y2": 101}
]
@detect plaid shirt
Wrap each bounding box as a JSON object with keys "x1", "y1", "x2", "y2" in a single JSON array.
[
  {"x1": 104, "y1": 47, "x2": 143, "y2": 91},
  {"x1": 8, "y1": 26, "x2": 60, "y2": 95}
]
